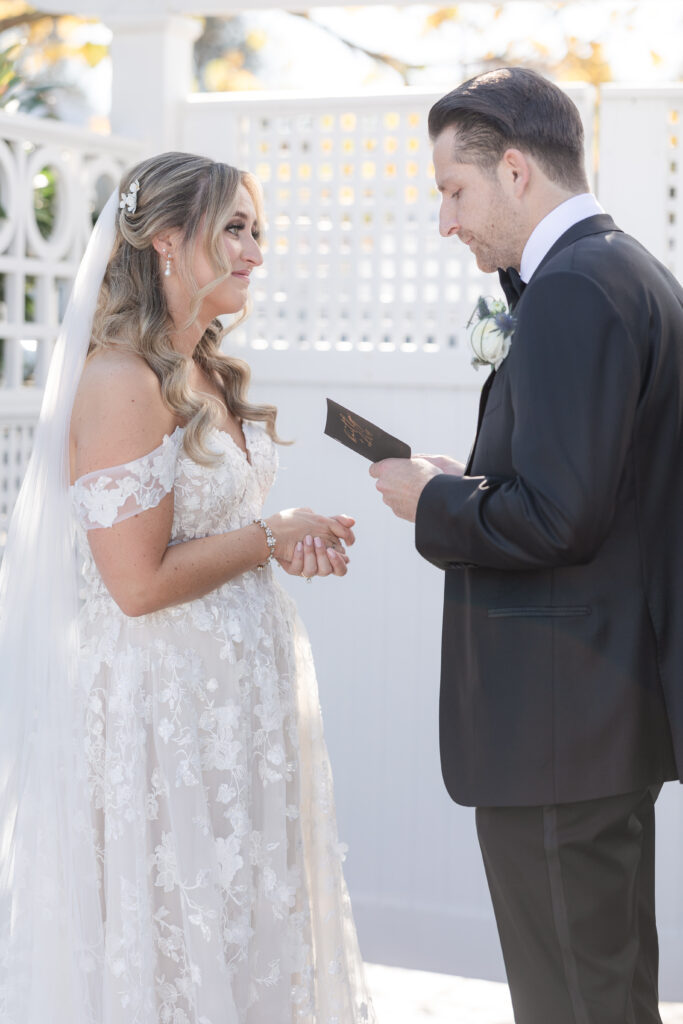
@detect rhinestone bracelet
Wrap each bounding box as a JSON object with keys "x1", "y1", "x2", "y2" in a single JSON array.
[{"x1": 253, "y1": 518, "x2": 276, "y2": 570}]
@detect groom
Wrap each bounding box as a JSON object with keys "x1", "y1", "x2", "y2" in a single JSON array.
[{"x1": 371, "y1": 67, "x2": 683, "y2": 1023}]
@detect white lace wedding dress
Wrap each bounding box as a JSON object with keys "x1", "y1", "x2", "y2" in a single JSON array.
[{"x1": 67, "y1": 420, "x2": 373, "y2": 1024}]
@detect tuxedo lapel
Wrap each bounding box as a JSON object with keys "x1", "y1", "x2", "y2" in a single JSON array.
[
  {"x1": 465, "y1": 265, "x2": 523, "y2": 474},
  {"x1": 465, "y1": 370, "x2": 496, "y2": 475}
]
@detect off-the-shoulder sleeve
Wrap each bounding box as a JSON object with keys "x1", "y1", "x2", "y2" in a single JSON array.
[{"x1": 71, "y1": 428, "x2": 183, "y2": 531}]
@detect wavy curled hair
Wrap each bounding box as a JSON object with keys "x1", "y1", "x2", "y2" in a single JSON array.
[{"x1": 90, "y1": 151, "x2": 285, "y2": 464}]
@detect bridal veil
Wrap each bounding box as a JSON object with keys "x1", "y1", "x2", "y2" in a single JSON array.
[{"x1": 0, "y1": 191, "x2": 118, "y2": 1022}]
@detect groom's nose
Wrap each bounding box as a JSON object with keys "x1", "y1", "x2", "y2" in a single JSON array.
[{"x1": 439, "y1": 201, "x2": 459, "y2": 238}]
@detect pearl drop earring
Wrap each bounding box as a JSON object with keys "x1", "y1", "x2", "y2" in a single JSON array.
[{"x1": 164, "y1": 252, "x2": 172, "y2": 277}]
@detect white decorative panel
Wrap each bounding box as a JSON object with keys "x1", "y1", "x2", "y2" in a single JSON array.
[
  {"x1": 188, "y1": 92, "x2": 488, "y2": 360},
  {"x1": 0, "y1": 407, "x2": 37, "y2": 549},
  {"x1": 0, "y1": 112, "x2": 140, "y2": 544},
  {"x1": 0, "y1": 113, "x2": 139, "y2": 393},
  {"x1": 599, "y1": 85, "x2": 683, "y2": 281},
  {"x1": 185, "y1": 85, "x2": 595, "y2": 362}
]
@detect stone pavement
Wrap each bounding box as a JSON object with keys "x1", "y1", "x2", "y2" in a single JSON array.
[{"x1": 364, "y1": 963, "x2": 683, "y2": 1023}]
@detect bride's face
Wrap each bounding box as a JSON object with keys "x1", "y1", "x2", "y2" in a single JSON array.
[{"x1": 192, "y1": 185, "x2": 263, "y2": 320}]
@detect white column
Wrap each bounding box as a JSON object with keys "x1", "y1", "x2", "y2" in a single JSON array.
[{"x1": 107, "y1": 14, "x2": 202, "y2": 154}]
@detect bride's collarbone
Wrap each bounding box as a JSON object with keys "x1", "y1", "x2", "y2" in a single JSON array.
[{"x1": 175, "y1": 411, "x2": 250, "y2": 458}]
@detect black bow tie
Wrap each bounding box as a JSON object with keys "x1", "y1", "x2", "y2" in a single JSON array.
[{"x1": 498, "y1": 266, "x2": 526, "y2": 310}]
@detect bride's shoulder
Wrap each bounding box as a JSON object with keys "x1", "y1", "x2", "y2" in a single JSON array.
[
  {"x1": 79, "y1": 348, "x2": 159, "y2": 399},
  {"x1": 71, "y1": 349, "x2": 177, "y2": 482}
]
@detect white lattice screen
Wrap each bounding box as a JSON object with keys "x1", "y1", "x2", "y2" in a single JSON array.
[
  {"x1": 185, "y1": 85, "x2": 595, "y2": 356},
  {"x1": 236, "y1": 95, "x2": 468, "y2": 354}
]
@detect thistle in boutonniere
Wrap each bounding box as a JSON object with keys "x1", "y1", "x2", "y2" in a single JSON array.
[{"x1": 467, "y1": 297, "x2": 516, "y2": 371}]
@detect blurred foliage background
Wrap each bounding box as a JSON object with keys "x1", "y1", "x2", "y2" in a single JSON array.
[{"x1": 0, "y1": 2, "x2": 681, "y2": 132}]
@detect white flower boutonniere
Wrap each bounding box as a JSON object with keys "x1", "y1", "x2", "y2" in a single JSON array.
[{"x1": 467, "y1": 297, "x2": 516, "y2": 371}]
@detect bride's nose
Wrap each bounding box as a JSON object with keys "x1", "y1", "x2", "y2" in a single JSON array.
[{"x1": 243, "y1": 234, "x2": 263, "y2": 266}]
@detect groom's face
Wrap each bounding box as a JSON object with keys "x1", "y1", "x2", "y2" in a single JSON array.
[{"x1": 433, "y1": 126, "x2": 520, "y2": 273}]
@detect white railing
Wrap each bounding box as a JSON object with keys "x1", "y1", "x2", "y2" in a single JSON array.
[{"x1": 0, "y1": 112, "x2": 141, "y2": 543}]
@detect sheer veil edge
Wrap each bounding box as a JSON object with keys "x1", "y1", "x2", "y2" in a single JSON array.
[{"x1": 0, "y1": 191, "x2": 118, "y2": 1023}]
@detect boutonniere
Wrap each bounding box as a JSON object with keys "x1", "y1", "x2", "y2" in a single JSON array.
[{"x1": 467, "y1": 297, "x2": 516, "y2": 371}]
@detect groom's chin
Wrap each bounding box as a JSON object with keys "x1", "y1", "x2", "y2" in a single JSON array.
[{"x1": 474, "y1": 253, "x2": 498, "y2": 274}]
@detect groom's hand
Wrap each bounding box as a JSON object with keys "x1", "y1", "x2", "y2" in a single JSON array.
[
  {"x1": 418, "y1": 454, "x2": 466, "y2": 476},
  {"x1": 369, "y1": 457, "x2": 445, "y2": 522}
]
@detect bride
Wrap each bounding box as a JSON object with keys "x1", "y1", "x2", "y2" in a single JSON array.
[{"x1": 0, "y1": 152, "x2": 374, "y2": 1024}]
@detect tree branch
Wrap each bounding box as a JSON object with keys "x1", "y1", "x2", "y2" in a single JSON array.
[
  {"x1": 290, "y1": 11, "x2": 424, "y2": 85},
  {"x1": 0, "y1": 12, "x2": 61, "y2": 35}
]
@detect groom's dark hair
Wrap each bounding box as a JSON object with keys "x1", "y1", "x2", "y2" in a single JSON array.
[{"x1": 428, "y1": 67, "x2": 589, "y2": 193}]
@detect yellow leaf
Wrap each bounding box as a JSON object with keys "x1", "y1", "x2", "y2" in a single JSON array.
[
  {"x1": 553, "y1": 39, "x2": 613, "y2": 86},
  {"x1": 80, "y1": 42, "x2": 108, "y2": 68},
  {"x1": 650, "y1": 50, "x2": 664, "y2": 66},
  {"x1": 245, "y1": 29, "x2": 267, "y2": 51},
  {"x1": 424, "y1": 6, "x2": 460, "y2": 32}
]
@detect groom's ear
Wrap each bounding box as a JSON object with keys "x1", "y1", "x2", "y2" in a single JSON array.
[{"x1": 499, "y1": 148, "x2": 531, "y2": 199}]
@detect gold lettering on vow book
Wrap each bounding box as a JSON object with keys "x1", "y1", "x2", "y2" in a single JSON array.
[{"x1": 340, "y1": 413, "x2": 373, "y2": 449}]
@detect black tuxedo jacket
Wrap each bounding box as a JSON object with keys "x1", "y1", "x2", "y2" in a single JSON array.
[{"x1": 416, "y1": 214, "x2": 683, "y2": 807}]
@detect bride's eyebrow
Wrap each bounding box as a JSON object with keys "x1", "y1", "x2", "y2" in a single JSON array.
[{"x1": 229, "y1": 210, "x2": 251, "y2": 220}]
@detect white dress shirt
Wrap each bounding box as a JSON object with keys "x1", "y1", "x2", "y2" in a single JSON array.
[{"x1": 519, "y1": 193, "x2": 605, "y2": 283}]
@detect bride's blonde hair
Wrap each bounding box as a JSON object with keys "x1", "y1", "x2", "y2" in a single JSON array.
[{"x1": 90, "y1": 151, "x2": 284, "y2": 463}]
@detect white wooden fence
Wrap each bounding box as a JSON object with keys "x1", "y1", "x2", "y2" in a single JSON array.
[{"x1": 2, "y1": 83, "x2": 683, "y2": 997}]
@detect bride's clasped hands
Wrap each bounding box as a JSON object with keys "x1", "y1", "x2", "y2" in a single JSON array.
[{"x1": 268, "y1": 508, "x2": 355, "y2": 578}]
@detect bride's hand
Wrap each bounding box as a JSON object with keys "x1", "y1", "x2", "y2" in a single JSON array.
[
  {"x1": 278, "y1": 535, "x2": 350, "y2": 578},
  {"x1": 265, "y1": 508, "x2": 355, "y2": 563}
]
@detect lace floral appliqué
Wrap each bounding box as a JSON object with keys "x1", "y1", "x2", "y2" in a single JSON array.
[{"x1": 72, "y1": 428, "x2": 183, "y2": 530}]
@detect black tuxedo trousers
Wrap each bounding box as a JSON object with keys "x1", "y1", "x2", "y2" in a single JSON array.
[{"x1": 477, "y1": 787, "x2": 662, "y2": 1024}]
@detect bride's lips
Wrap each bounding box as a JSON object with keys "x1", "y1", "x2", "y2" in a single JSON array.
[{"x1": 232, "y1": 270, "x2": 251, "y2": 280}]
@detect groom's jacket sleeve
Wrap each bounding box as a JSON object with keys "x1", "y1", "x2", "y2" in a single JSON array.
[{"x1": 416, "y1": 270, "x2": 643, "y2": 571}]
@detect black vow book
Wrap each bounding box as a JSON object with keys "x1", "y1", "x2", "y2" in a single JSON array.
[{"x1": 324, "y1": 398, "x2": 411, "y2": 462}]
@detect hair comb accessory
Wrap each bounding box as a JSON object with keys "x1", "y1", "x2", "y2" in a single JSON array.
[{"x1": 119, "y1": 178, "x2": 140, "y2": 214}]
